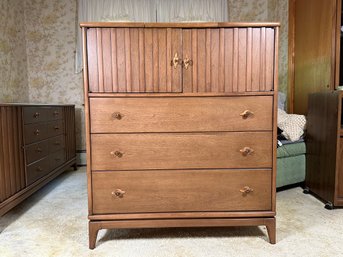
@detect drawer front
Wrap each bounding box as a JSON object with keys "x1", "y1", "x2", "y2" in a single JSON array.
[
  {"x1": 24, "y1": 123, "x2": 49, "y2": 145},
  {"x1": 91, "y1": 132, "x2": 272, "y2": 170},
  {"x1": 47, "y1": 120, "x2": 64, "y2": 137},
  {"x1": 25, "y1": 140, "x2": 49, "y2": 164},
  {"x1": 23, "y1": 107, "x2": 48, "y2": 124},
  {"x1": 49, "y1": 150, "x2": 66, "y2": 171},
  {"x1": 92, "y1": 169, "x2": 272, "y2": 214},
  {"x1": 26, "y1": 157, "x2": 50, "y2": 185},
  {"x1": 48, "y1": 135, "x2": 65, "y2": 154},
  {"x1": 90, "y1": 96, "x2": 273, "y2": 133},
  {"x1": 47, "y1": 107, "x2": 63, "y2": 121}
]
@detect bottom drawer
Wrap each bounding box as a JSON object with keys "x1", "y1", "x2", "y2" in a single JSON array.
[
  {"x1": 92, "y1": 169, "x2": 272, "y2": 214},
  {"x1": 26, "y1": 157, "x2": 50, "y2": 185},
  {"x1": 49, "y1": 150, "x2": 66, "y2": 171}
]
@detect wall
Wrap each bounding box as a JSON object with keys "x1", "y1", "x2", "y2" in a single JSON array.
[
  {"x1": 24, "y1": 0, "x2": 85, "y2": 155},
  {"x1": 0, "y1": 0, "x2": 29, "y2": 103},
  {"x1": 228, "y1": 0, "x2": 289, "y2": 95}
]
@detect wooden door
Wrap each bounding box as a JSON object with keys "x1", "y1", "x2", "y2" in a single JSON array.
[
  {"x1": 182, "y1": 28, "x2": 275, "y2": 93},
  {"x1": 86, "y1": 28, "x2": 182, "y2": 93},
  {"x1": 293, "y1": 0, "x2": 338, "y2": 114}
]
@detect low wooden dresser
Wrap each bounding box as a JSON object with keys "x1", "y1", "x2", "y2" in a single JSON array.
[
  {"x1": 0, "y1": 104, "x2": 76, "y2": 216},
  {"x1": 81, "y1": 22, "x2": 279, "y2": 249}
]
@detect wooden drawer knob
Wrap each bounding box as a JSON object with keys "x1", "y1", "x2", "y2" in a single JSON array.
[
  {"x1": 110, "y1": 151, "x2": 123, "y2": 158},
  {"x1": 34, "y1": 129, "x2": 40, "y2": 136},
  {"x1": 112, "y1": 112, "x2": 123, "y2": 120},
  {"x1": 36, "y1": 147, "x2": 43, "y2": 153},
  {"x1": 240, "y1": 147, "x2": 254, "y2": 156},
  {"x1": 54, "y1": 126, "x2": 60, "y2": 130},
  {"x1": 36, "y1": 166, "x2": 43, "y2": 172},
  {"x1": 53, "y1": 111, "x2": 59, "y2": 116},
  {"x1": 34, "y1": 112, "x2": 40, "y2": 118},
  {"x1": 112, "y1": 189, "x2": 125, "y2": 198},
  {"x1": 240, "y1": 110, "x2": 254, "y2": 119},
  {"x1": 54, "y1": 141, "x2": 61, "y2": 145},
  {"x1": 240, "y1": 186, "x2": 254, "y2": 194}
]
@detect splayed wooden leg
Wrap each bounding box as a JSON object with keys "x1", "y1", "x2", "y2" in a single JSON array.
[
  {"x1": 265, "y1": 218, "x2": 276, "y2": 244},
  {"x1": 89, "y1": 221, "x2": 100, "y2": 249}
]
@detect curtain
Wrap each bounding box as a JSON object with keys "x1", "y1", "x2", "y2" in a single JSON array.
[
  {"x1": 75, "y1": 0, "x2": 228, "y2": 73},
  {"x1": 157, "y1": 0, "x2": 228, "y2": 22}
]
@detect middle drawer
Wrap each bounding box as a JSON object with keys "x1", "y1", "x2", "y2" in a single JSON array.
[
  {"x1": 91, "y1": 132, "x2": 272, "y2": 170},
  {"x1": 90, "y1": 96, "x2": 273, "y2": 133}
]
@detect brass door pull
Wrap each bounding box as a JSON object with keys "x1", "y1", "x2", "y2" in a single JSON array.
[
  {"x1": 170, "y1": 53, "x2": 181, "y2": 69},
  {"x1": 240, "y1": 147, "x2": 254, "y2": 156},
  {"x1": 112, "y1": 112, "x2": 123, "y2": 120},
  {"x1": 240, "y1": 186, "x2": 254, "y2": 194},
  {"x1": 112, "y1": 189, "x2": 126, "y2": 198},
  {"x1": 182, "y1": 56, "x2": 193, "y2": 69},
  {"x1": 111, "y1": 151, "x2": 123, "y2": 158},
  {"x1": 240, "y1": 110, "x2": 254, "y2": 119}
]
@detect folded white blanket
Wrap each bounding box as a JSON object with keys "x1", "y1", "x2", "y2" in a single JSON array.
[{"x1": 278, "y1": 108, "x2": 306, "y2": 141}]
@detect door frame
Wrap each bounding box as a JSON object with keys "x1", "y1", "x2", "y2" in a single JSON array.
[{"x1": 288, "y1": 0, "x2": 342, "y2": 113}]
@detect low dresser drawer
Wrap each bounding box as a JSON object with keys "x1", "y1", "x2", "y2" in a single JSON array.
[
  {"x1": 24, "y1": 123, "x2": 48, "y2": 145},
  {"x1": 90, "y1": 96, "x2": 273, "y2": 133},
  {"x1": 47, "y1": 107, "x2": 63, "y2": 121},
  {"x1": 92, "y1": 169, "x2": 272, "y2": 214},
  {"x1": 25, "y1": 140, "x2": 49, "y2": 164},
  {"x1": 26, "y1": 157, "x2": 50, "y2": 185},
  {"x1": 91, "y1": 132, "x2": 272, "y2": 170},
  {"x1": 48, "y1": 135, "x2": 65, "y2": 153},
  {"x1": 23, "y1": 107, "x2": 47, "y2": 124},
  {"x1": 47, "y1": 120, "x2": 64, "y2": 137},
  {"x1": 49, "y1": 150, "x2": 65, "y2": 171}
]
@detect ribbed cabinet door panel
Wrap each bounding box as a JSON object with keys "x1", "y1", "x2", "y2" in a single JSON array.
[
  {"x1": 86, "y1": 28, "x2": 182, "y2": 93},
  {"x1": 182, "y1": 28, "x2": 275, "y2": 93}
]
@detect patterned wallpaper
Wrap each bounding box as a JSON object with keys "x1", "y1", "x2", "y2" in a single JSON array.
[
  {"x1": 0, "y1": 0, "x2": 29, "y2": 103},
  {"x1": 24, "y1": 0, "x2": 85, "y2": 151},
  {"x1": 228, "y1": 0, "x2": 289, "y2": 95}
]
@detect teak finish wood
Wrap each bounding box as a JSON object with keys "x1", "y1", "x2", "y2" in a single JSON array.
[
  {"x1": 306, "y1": 91, "x2": 343, "y2": 207},
  {"x1": 91, "y1": 132, "x2": 272, "y2": 170},
  {"x1": 92, "y1": 169, "x2": 272, "y2": 214},
  {"x1": 90, "y1": 96, "x2": 273, "y2": 133},
  {"x1": 0, "y1": 105, "x2": 76, "y2": 216},
  {"x1": 82, "y1": 22, "x2": 278, "y2": 249}
]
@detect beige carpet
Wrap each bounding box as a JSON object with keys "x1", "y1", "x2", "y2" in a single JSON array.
[{"x1": 0, "y1": 167, "x2": 343, "y2": 257}]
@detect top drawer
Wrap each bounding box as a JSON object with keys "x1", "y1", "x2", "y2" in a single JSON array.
[
  {"x1": 23, "y1": 107, "x2": 63, "y2": 124},
  {"x1": 90, "y1": 96, "x2": 273, "y2": 133}
]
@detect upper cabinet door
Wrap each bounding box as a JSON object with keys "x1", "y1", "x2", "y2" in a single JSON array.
[
  {"x1": 86, "y1": 28, "x2": 182, "y2": 93},
  {"x1": 182, "y1": 28, "x2": 275, "y2": 93}
]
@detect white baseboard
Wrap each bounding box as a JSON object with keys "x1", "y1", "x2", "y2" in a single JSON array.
[{"x1": 76, "y1": 152, "x2": 87, "y2": 166}]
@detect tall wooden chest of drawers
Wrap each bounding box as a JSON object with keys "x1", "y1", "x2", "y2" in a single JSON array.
[
  {"x1": 81, "y1": 22, "x2": 279, "y2": 249},
  {"x1": 0, "y1": 104, "x2": 76, "y2": 216}
]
